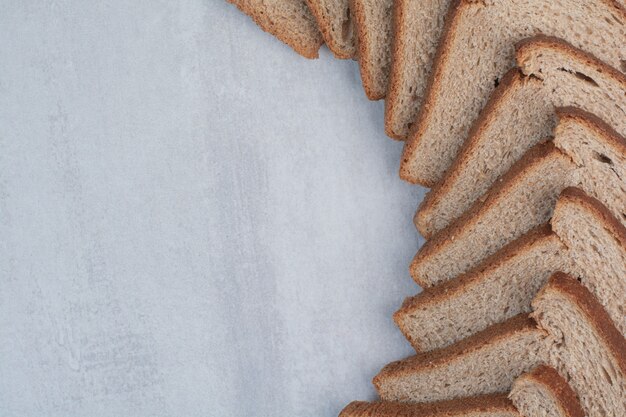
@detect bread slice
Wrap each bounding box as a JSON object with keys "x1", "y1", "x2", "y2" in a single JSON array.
[
  {"x1": 350, "y1": 0, "x2": 393, "y2": 100},
  {"x1": 396, "y1": 224, "x2": 567, "y2": 352},
  {"x1": 339, "y1": 395, "x2": 519, "y2": 417},
  {"x1": 551, "y1": 188, "x2": 626, "y2": 334},
  {"x1": 227, "y1": 0, "x2": 324, "y2": 59},
  {"x1": 306, "y1": 0, "x2": 355, "y2": 59},
  {"x1": 510, "y1": 365, "x2": 585, "y2": 417},
  {"x1": 374, "y1": 314, "x2": 548, "y2": 403},
  {"x1": 532, "y1": 273, "x2": 626, "y2": 416},
  {"x1": 410, "y1": 110, "x2": 626, "y2": 287},
  {"x1": 397, "y1": 188, "x2": 625, "y2": 353},
  {"x1": 399, "y1": 0, "x2": 626, "y2": 186},
  {"x1": 415, "y1": 39, "x2": 626, "y2": 236},
  {"x1": 383, "y1": 0, "x2": 451, "y2": 139}
]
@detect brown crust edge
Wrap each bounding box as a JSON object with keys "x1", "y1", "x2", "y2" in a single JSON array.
[
  {"x1": 305, "y1": 0, "x2": 356, "y2": 59},
  {"x1": 228, "y1": 0, "x2": 324, "y2": 59},
  {"x1": 395, "y1": 223, "x2": 558, "y2": 351},
  {"x1": 513, "y1": 365, "x2": 585, "y2": 417},
  {"x1": 374, "y1": 313, "x2": 542, "y2": 388},
  {"x1": 350, "y1": 0, "x2": 387, "y2": 100},
  {"x1": 339, "y1": 394, "x2": 517, "y2": 417},
  {"x1": 555, "y1": 106, "x2": 626, "y2": 154},
  {"x1": 538, "y1": 272, "x2": 626, "y2": 375},
  {"x1": 410, "y1": 141, "x2": 568, "y2": 287}
]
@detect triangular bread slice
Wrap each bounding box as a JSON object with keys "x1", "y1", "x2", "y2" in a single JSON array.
[
  {"x1": 227, "y1": 0, "x2": 324, "y2": 59},
  {"x1": 410, "y1": 110, "x2": 626, "y2": 287},
  {"x1": 339, "y1": 395, "x2": 519, "y2": 417},
  {"x1": 350, "y1": 0, "x2": 393, "y2": 100},
  {"x1": 306, "y1": 0, "x2": 355, "y2": 59},
  {"x1": 532, "y1": 273, "x2": 626, "y2": 416},
  {"x1": 396, "y1": 188, "x2": 626, "y2": 353},
  {"x1": 399, "y1": 0, "x2": 626, "y2": 186},
  {"x1": 383, "y1": 0, "x2": 452, "y2": 139},
  {"x1": 510, "y1": 365, "x2": 585, "y2": 417},
  {"x1": 416, "y1": 39, "x2": 626, "y2": 237},
  {"x1": 374, "y1": 314, "x2": 548, "y2": 403}
]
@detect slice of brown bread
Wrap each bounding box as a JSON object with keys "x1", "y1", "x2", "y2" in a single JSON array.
[
  {"x1": 550, "y1": 188, "x2": 626, "y2": 334},
  {"x1": 374, "y1": 314, "x2": 548, "y2": 403},
  {"x1": 509, "y1": 365, "x2": 585, "y2": 417},
  {"x1": 227, "y1": 0, "x2": 324, "y2": 59},
  {"x1": 396, "y1": 224, "x2": 567, "y2": 352},
  {"x1": 399, "y1": 0, "x2": 626, "y2": 186},
  {"x1": 532, "y1": 273, "x2": 626, "y2": 416},
  {"x1": 384, "y1": 0, "x2": 451, "y2": 139},
  {"x1": 415, "y1": 39, "x2": 626, "y2": 237},
  {"x1": 306, "y1": 0, "x2": 355, "y2": 59},
  {"x1": 397, "y1": 188, "x2": 626, "y2": 354},
  {"x1": 350, "y1": 0, "x2": 393, "y2": 100},
  {"x1": 410, "y1": 110, "x2": 626, "y2": 287},
  {"x1": 339, "y1": 395, "x2": 519, "y2": 417}
]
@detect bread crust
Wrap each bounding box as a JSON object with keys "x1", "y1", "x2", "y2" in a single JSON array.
[
  {"x1": 535, "y1": 272, "x2": 626, "y2": 375},
  {"x1": 513, "y1": 365, "x2": 585, "y2": 417},
  {"x1": 340, "y1": 394, "x2": 517, "y2": 417},
  {"x1": 410, "y1": 141, "x2": 569, "y2": 287},
  {"x1": 374, "y1": 314, "x2": 543, "y2": 385},
  {"x1": 305, "y1": 0, "x2": 356, "y2": 59},
  {"x1": 228, "y1": 0, "x2": 324, "y2": 59}
]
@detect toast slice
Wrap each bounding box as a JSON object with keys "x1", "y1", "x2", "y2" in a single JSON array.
[
  {"x1": 416, "y1": 40, "x2": 626, "y2": 237},
  {"x1": 399, "y1": 1, "x2": 626, "y2": 185},
  {"x1": 227, "y1": 0, "x2": 324, "y2": 59},
  {"x1": 510, "y1": 365, "x2": 585, "y2": 417},
  {"x1": 551, "y1": 188, "x2": 626, "y2": 334},
  {"x1": 306, "y1": 0, "x2": 355, "y2": 59},
  {"x1": 374, "y1": 314, "x2": 548, "y2": 403},
  {"x1": 339, "y1": 395, "x2": 519, "y2": 417},
  {"x1": 410, "y1": 110, "x2": 626, "y2": 287},
  {"x1": 396, "y1": 188, "x2": 626, "y2": 353},
  {"x1": 350, "y1": 0, "x2": 393, "y2": 100},
  {"x1": 384, "y1": 0, "x2": 451, "y2": 139},
  {"x1": 532, "y1": 273, "x2": 626, "y2": 416}
]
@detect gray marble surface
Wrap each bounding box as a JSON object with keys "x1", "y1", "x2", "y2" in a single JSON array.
[{"x1": 0, "y1": 1, "x2": 426, "y2": 416}]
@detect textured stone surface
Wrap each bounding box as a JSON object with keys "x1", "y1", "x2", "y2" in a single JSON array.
[{"x1": 0, "y1": 1, "x2": 424, "y2": 416}]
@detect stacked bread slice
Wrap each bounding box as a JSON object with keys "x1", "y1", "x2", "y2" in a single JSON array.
[{"x1": 227, "y1": 1, "x2": 626, "y2": 415}]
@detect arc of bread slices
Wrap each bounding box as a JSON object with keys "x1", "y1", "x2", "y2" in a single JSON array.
[
  {"x1": 510, "y1": 365, "x2": 585, "y2": 417},
  {"x1": 416, "y1": 36, "x2": 626, "y2": 238},
  {"x1": 374, "y1": 314, "x2": 548, "y2": 403},
  {"x1": 399, "y1": 1, "x2": 626, "y2": 186},
  {"x1": 383, "y1": 0, "x2": 452, "y2": 139},
  {"x1": 532, "y1": 272, "x2": 626, "y2": 416},
  {"x1": 339, "y1": 394, "x2": 519, "y2": 417},
  {"x1": 306, "y1": 0, "x2": 356, "y2": 59},
  {"x1": 227, "y1": 0, "x2": 324, "y2": 59},
  {"x1": 396, "y1": 187, "x2": 626, "y2": 353},
  {"x1": 410, "y1": 109, "x2": 626, "y2": 288},
  {"x1": 349, "y1": 0, "x2": 393, "y2": 100}
]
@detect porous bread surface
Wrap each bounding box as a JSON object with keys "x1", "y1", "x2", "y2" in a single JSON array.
[
  {"x1": 400, "y1": 1, "x2": 626, "y2": 186},
  {"x1": 410, "y1": 142, "x2": 574, "y2": 287},
  {"x1": 411, "y1": 112, "x2": 626, "y2": 287},
  {"x1": 306, "y1": 0, "x2": 355, "y2": 58},
  {"x1": 384, "y1": 0, "x2": 451, "y2": 139},
  {"x1": 396, "y1": 225, "x2": 568, "y2": 352},
  {"x1": 509, "y1": 365, "x2": 585, "y2": 417},
  {"x1": 551, "y1": 188, "x2": 626, "y2": 334},
  {"x1": 351, "y1": 0, "x2": 393, "y2": 100},
  {"x1": 339, "y1": 395, "x2": 519, "y2": 417},
  {"x1": 374, "y1": 314, "x2": 548, "y2": 403},
  {"x1": 532, "y1": 273, "x2": 626, "y2": 417},
  {"x1": 228, "y1": 0, "x2": 324, "y2": 59},
  {"x1": 416, "y1": 38, "x2": 626, "y2": 237}
]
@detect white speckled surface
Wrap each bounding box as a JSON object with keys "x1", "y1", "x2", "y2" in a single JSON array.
[{"x1": 0, "y1": 1, "x2": 425, "y2": 416}]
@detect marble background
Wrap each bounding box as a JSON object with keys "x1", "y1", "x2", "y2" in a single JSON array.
[{"x1": 0, "y1": 1, "x2": 426, "y2": 416}]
